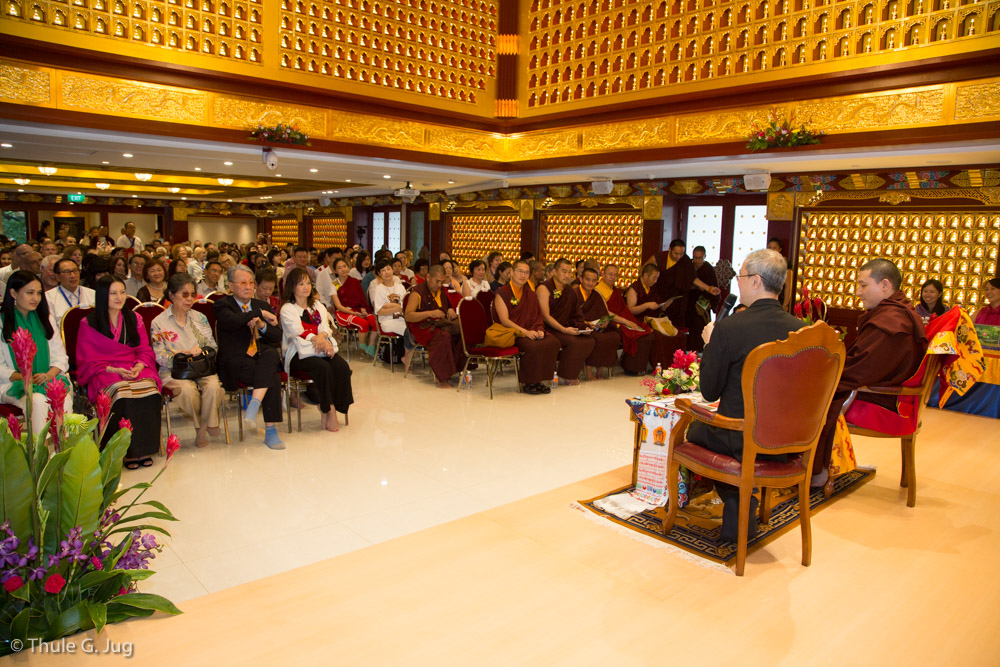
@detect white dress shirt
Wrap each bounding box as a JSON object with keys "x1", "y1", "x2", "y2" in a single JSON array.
[
  {"x1": 116, "y1": 234, "x2": 143, "y2": 250},
  {"x1": 46, "y1": 285, "x2": 96, "y2": 327}
]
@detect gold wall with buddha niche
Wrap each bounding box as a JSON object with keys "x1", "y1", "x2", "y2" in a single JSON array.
[
  {"x1": 449, "y1": 214, "x2": 520, "y2": 271},
  {"x1": 523, "y1": 0, "x2": 1000, "y2": 113},
  {"x1": 270, "y1": 217, "x2": 300, "y2": 245},
  {"x1": 797, "y1": 209, "x2": 1000, "y2": 313},
  {"x1": 540, "y1": 213, "x2": 643, "y2": 283},
  {"x1": 311, "y1": 216, "x2": 348, "y2": 248}
]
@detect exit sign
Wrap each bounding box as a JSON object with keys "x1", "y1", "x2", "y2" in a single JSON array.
[{"x1": 67, "y1": 194, "x2": 86, "y2": 203}]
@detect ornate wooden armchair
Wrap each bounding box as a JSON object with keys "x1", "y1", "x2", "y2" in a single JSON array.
[{"x1": 664, "y1": 322, "x2": 846, "y2": 576}]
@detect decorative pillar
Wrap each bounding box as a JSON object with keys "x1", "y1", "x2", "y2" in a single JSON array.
[
  {"x1": 495, "y1": 0, "x2": 519, "y2": 118},
  {"x1": 641, "y1": 195, "x2": 663, "y2": 262}
]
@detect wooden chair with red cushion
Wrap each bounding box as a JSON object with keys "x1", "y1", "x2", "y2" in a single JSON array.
[
  {"x1": 123, "y1": 295, "x2": 141, "y2": 311},
  {"x1": 840, "y1": 310, "x2": 954, "y2": 507},
  {"x1": 664, "y1": 322, "x2": 846, "y2": 576},
  {"x1": 60, "y1": 305, "x2": 96, "y2": 378},
  {"x1": 191, "y1": 299, "x2": 216, "y2": 333},
  {"x1": 475, "y1": 290, "x2": 495, "y2": 326},
  {"x1": 204, "y1": 291, "x2": 228, "y2": 303},
  {"x1": 456, "y1": 298, "x2": 521, "y2": 399}
]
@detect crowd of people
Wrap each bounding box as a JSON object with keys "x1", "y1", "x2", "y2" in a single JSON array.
[{"x1": 1, "y1": 221, "x2": 998, "y2": 476}]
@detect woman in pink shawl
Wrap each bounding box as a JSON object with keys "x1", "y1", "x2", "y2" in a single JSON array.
[{"x1": 77, "y1": 275, "x2": 162, "y2": 468}]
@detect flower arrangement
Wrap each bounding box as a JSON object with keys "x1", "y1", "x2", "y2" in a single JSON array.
[
  {"x1": 746, "y1": 110, "x2": 822, "y2": 153},
  {"x1": 0, "y1": 328, "x2": 180, "y2": 656},
  {"x1": 247, "y1": 123, "x2": 310, "y2": 146},
  {"x1": 642, "y1": 349, "x2": 701, "y2": 395},
  {"x1": 794, "y1": 287, "x2": 828, "y2": 324}
]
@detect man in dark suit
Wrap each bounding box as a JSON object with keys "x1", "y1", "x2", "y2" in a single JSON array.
[
  {"x1": 688, "y1": 249, "x2": 804, "y2": 542},
  {"x1": 215, "y1": 264, "x2": 285, "y2": 449}
]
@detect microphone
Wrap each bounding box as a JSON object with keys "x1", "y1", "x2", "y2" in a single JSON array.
[{"x1": 716, "y1": 293, "x2": 739, "y2": 321}]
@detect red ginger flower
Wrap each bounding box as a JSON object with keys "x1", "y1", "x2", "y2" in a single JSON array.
[
  {"x1": 5, "y1": 413, "x2": 21, "y2": 440},
  {"x1": 165, "y1": 434, "x2": 181, "y2": 463},
  {"x1": 119, "y1": 418, "x2": 133, "y2": 433},
  {"x1": 11, "y1": 327, "x2": 36, "y2": 378},
  {"x1": 45, "y1": 378, "x2": 68, "y2": 421},
  {"x1": 95, "y1": 391, "x2": 112, "y2": 433},
  {"x1": 3, "y1": 575, "x2": 24, "y2": 592},
  {"x1": 44, "y1": 573, "x2": 66, "y2": 594}
]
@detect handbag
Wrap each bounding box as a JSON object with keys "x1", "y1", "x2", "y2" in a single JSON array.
[{"x1": 171, "y1": 348, "x2": 217, "y2": 380}]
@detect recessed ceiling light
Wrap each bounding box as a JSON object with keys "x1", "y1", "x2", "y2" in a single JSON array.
[
  {"x1": 102, "y1": 161, "x2": 110, "y2": 164},
  {"x1": 194, "y1": 167, "x2": 201, "y2": 171},
  {"x1": 309, "y1": 168, "x2": 318, "y2": 173},
  {"x1": 134, "y1": 173, "x2": 152, "y2": 181},
  {"x1": 181, "y1": 197, "x2": 187, "y2": 200},
  {"x1": 227, "y1": 199, "x2": 232, "y2": 202},
  {"x1": 95, "y1": 183, "x2": 110, "y2": 190},
  {"x1": 217, "y1": 178, "x2": 234, "y2": 186},
  {"x1": 17, "y1": 189, "x2": 23, "y2": 192},
  {"x1": 13, "y1": 177, "x2": 30, "y2": 185},
  {"x1": 168, "y1": 187, "x2": 180, "y2": 193},
  {"x1": 275, "y1": 174, "x2": 282, "y2": 177},
  {"x1": 345, "y1": 179, "x2": 351, "y2": 182},
  {"x1": 122, "y1": 153, "x2": 133, "y2": 158},
  {"x1": 383, "y1": 174, "x2": 391, "y2": 179},
  {"x1": 448, "y1": 180, "x2": 455, "y2": 184},
  {"x1": 333, "y1": 190, "x2": 339, "y2": 193},
  {"x1": 224, "y1": 161, "x2": 233, "y2": 166},
  {"x1": 131, "y1": 194, "x2": 137, "y2": 198},
  {"x1": 0, "y1": 143, "x2": 12, "y2": 148},
  {"x1": 38, "y1": 166, "x2": 57, "y2": 175}
]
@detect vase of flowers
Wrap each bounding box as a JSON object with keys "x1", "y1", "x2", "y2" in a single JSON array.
[
  {"x1": 247, "y1": 123, "x2": 311, "y2": 146},
  {"x1": 642, "y1": 349, "x2": 701, "y2": 396},
  {"x1": 794, "y1": 287, "x2": 828, "y2": 324},
  {"x1": 746, "y1": 110, "x2": 822, "y2": 153},
  {"x1": 0, "y1": 328, "x2": 180, "y2": 656}
]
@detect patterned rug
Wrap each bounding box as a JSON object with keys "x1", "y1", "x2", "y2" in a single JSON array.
[{"x1": 574, "y1": 467, "x2": 875, "y2": 570}]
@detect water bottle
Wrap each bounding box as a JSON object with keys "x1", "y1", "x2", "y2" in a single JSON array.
[
  {"x1": 655, "y1": 362, "x2": 662, "y2": 376},
  {"x1": 552, "y1": 371, "x2": 559, "y2": 387},
  {"x1": 463, "y1": 370, "x2": 473, "y2": 391}
]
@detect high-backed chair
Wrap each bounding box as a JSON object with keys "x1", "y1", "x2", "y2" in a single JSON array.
[
  {"x1": 840, "y1": 310, "x2": 956, "y2": 507},
  {"x1": 475, "y1": 290, "x2": 495, "y2": 326},
  {"x1": 400, "y1": 291, "x2": 427, "y2": 378},
  {"x1": 372, "y1": 311, "x2": 402, "y2": 372},
  {"x1": 123, "y1": 295, "x2": 141, "y2": 311},
  {"x1": 191, "y1": 299, "x2": 216, "y2": 333},
  {"x1": 204, "y1": 291, "x2": 228, "y2": 303},
  {"x1": 664, "y1": 322, "x2": 846, "y2": 576},
  {"x1": 456, "y1": 298, "x2": 521, "y2": 399}
]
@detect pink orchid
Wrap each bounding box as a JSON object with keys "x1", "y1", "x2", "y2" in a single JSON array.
[
  {"x1": 118, "y1": 418, "x2": 133, "y2": 433},
  {"x1": 95, "y1": 391, "x2": 112, "y2": 433},
  {"x1": 11, "y1": 327, "x2": 36, "y2": 379},
  {"x1": 165, "y1": 433, "x2": 181, "y2": 462},
  {"x1": 5, "y1": 413, "x2": 21, "y2": 440}
]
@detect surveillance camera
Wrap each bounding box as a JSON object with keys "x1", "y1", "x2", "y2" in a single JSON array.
[
  {"x1": 318, "y1": 196, "x2": 331, "y2": 207},
  {"x1": 262, "y1": 148, "x2": 278, "y2": 171}
]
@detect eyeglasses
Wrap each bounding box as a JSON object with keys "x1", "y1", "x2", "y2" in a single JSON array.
[
  {"x1": 737, "y1": 273, "x2": 759, "y2": 280},
  {"x1": 58, "y1": 268, "x2": 80, "y2": 275}
]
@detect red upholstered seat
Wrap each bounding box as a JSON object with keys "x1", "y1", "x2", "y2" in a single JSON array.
[
  {"x1": 674, "y1": 443, "x2": 805, "y2": 479},
  {"x1": 476, "y1": 291, "x2": 494, "y2": 326},
  {"x1": 191, "y1": 299, "x2": 216, "y2": 333},
  {"x1": 456, "y1": 298, "x2": 520, "y2": 399},
  {"x1": 470, "y1": 345, "x2": 520, "y2": 357},
  {"x1": 60, "y1": 305, "x2": 95, "y2": 374}
]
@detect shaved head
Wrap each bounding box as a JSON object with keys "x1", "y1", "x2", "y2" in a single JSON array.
[{"x1": 427, "y1": 264, "x2": 445, "y2": 278}]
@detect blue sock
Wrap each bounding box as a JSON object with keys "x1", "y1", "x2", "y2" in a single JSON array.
[
  {"x1": 264, "y1": 425, "x2": 285, "y2": 450},
  {"x1": 243, "y1": 397, "x2": 261, "y2": 424}
]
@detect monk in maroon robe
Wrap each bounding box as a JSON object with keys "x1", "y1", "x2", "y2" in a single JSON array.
[
  {"x1": 404, "y1": 265, "x2": 466, "y2": 388},
  {"x1": 813, "y1": 259, "x2": 928, "y2": 480},
  {"x1": 576, "y1": 267, "x2": 624, "y2": 379},
  {"x1": 686, "y1": 246, "x2": 721, "y2": 352},
  {"x1": 647, "y1": 239, "x2": 721, "y2": 328},
  {"x1": 538, "y1": 259, "x2": 596, "y2": 385},
  {"x1": 627, "y1": 263, "x2": 688, "y2": 368},
  {"x1": 493, "y1": 260, "x2": 561, "y2": 394},
  {"x1": 596, "y1": 264, "x2": 654, "y2": 374}
]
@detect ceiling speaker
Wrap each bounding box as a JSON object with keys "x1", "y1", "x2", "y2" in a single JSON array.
[
  {"x1": 591, "y1": 179, "x2": 614, "y2": 195},
  {"x1": 743, "y1": 173, "x2": 772, "y2": 191}
]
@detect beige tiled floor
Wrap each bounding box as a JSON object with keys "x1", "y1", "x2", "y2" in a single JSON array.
[{"x1": 131, "y1": 358, "x2": 641, "y2": 600}]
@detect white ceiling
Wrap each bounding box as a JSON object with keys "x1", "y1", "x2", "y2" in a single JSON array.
[{"x1": 2, "y1": 119, "x2": 999, "y2": 201}]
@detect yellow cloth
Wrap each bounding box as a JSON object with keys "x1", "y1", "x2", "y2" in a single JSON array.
[
  {"x1": 595, "y1": 280, "x2": 613, "y2": 301},
  {"x1": 926, "y1": 308, "x2": 986, "y2": 406},
  {"x1": 242, "y1": 302, "x2": 258, "y2": 357},
  {"x1": 431, "y1": 290, "x2": 443, "y2": 308},
  {"x1": 829, "y1": 414, "x2": 856, "y2": 476},
  {"x1": 665, "y1": 255, "x2": 677, "y2": 271}
]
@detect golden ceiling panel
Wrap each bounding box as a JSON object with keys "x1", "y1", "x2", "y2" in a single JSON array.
[
  {"x1": 327, "y1": 110, "x2": 425, "y2": 149},
  {"x1": 426, "y1": 127, "x2": 504, "y2": 160},
  {"x1": 676, "y1": 106, "x2": 779, "y2": 144},
  {"x1": 213, "y1": 96, "x2": 328, "y2": 137},
  {"x1": 954, "y1": 79, "x2": 1000, "y2": 121},
  {"x1": 0, "y1": 61, "x2": 50, "y2": 105},
  {"x1": 508, "y1": 129, "x2": 579, "y2": 160},
  {"x1": 581, "y1": 117, "x2": 673, "y2": 152},
  {"x1": 61, "y1": 72, "x2": 207, "y2": 122},
  {"x1": 797, "y1": 87, "x2": 945, "y2": 132}
]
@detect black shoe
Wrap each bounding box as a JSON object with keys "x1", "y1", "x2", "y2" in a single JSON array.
[
  {"x1": 523, "y1": 383, "x2": 542, "y2": 395},
  {"x1": 539, "y1": 383, "x2": 551, "y2": 394}
]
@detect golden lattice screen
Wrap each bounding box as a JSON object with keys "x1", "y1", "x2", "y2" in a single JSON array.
[
  {"x1": 541, "y1": 213, "x2": 643, "y2": 283},
  {"x1": 525, "y1": 0, "x2": 996, "y2": 109},
  {"x1": 270, "y1": 218, "x2": 300, "y2": 246},
  {"x1": 311, "y1": 217, "x2": 348, "y2": 249},
  {"x1": 798, "y1": 210, "x2": 1000, "y2": 313},
  {"x1": 449, "y1": 214, "x2": 520, "y2": 271},
  {"x1": 278, "y1": 0, "x2": 498, "y2": 105}
]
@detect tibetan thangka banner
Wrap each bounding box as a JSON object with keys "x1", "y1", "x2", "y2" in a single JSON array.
[{"x1": 630, "y1": 405, "x2": 687, "y2": 508}]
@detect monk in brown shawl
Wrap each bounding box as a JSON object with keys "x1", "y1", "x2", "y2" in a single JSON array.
[
  {"x1": 686, "y1": 245, "x2": 721, "y2": 352},
  {"x1": 577, "y1": 266, "x2": 624, "y2": 380},
  {"x1": 646, "y1": 239, "x2": 721, "y2": 327},
  {"x1": 404, "y1": 265, "x2": 466, "y2": 388},
  {"x1": 627, "y1": 263, "x2": 688, "y2": 368},
  {"x1": 812, "y1": 258, "x2": 928, "y2": 482},
  {"x1": 527, "y1": 260, "x2": 546, "y2": 292},
  {"x1": 538, "y1": 258, "x2": 596, "y2": 385},
  {"x1": 596, "y1": 264, "x2": 654, "y2": 374},
  {"x1": 493, "y1": 260, "x2": 561, "y2": 395}
]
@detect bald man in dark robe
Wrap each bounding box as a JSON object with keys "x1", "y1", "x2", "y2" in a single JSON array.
[
  {"x1": 626, "y1": 263, "x2": 687, "y2": 369},
  {"x1": 404, "y1": 265, "x2": 466, "y2": 388},
  {"x1": 812, "y1": 258, "x2": 928, "y2": 482},
  {"x1": 492, "y1": 260, "x2": 561, "y2": 394},
  {"x1": 595, "y1": 263, "x2": 654, "y2": 374},
  {"x1": 538, "y1": 258, "x2": 596, "y2": 385},
  {"x1": 686, "y1": 246, "x2": 721, "y2": 352},
  {"x1": 577, "y1": 266, "x2": 625, "y2": 380},
  {"x1": 647, "y1": 238, "x2": 721, "y2": 328}
]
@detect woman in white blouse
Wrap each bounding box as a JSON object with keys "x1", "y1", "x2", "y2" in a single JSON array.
[
  {"x1": 370, "y1": 258, "x2": 413, "y2": 367},
  {"x1": 280, "y1": 268, "x2": 353, "y2": 432},
  {"x1": 150, "y1": 273, "x2": 225, "y2": 447},
  {"x1": 462, "y1": 259, "x2": 492, "y2": 298}
]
